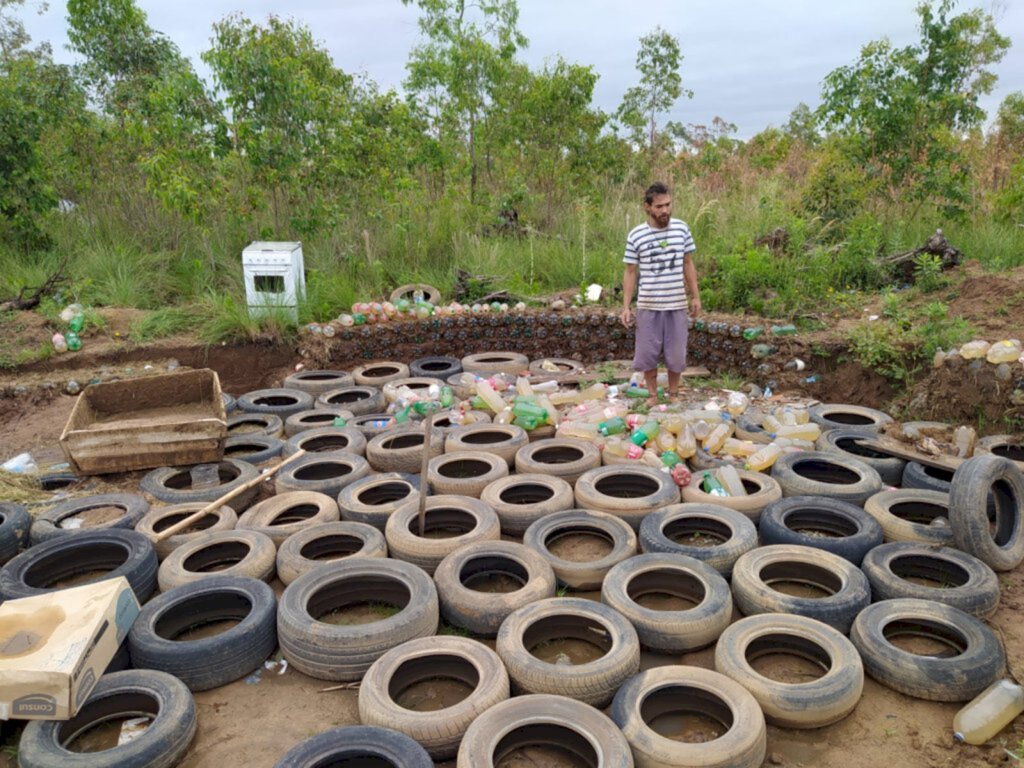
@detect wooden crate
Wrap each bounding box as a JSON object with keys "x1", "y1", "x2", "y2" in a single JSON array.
[{"x1": 60, "y1": 369, "x2": 227, "y2": 475}]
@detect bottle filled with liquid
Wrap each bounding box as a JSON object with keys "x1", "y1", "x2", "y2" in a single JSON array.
[{"x1": 953, "y1": 678, "x2": 1024, "y2": 745}]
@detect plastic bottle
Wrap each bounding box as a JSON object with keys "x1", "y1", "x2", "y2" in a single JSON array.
[
  {"x1": 65, "y1": 331, "x2": 82, "y2": 351},
  {"x1": 726, "y1": 392, "x2": 749, "y2": 417},
  {"x1": 716, "y1": 464, "x2": 747, "y2": 496},
  {"x1": 775, "y1": 405, "x2": 798, "y2": 427},
  {"x1": 953, "y1": 425, "x2": 977, "y2": 458},
  {"x1": 537, "y1": 394, "x2": 560, "y2": 427},
  {"x1": 987, "y1": 340, "x2": 1022, "y2": 364},
  {"x1": 959, "y1": 340, "x2": 991, "y2": 359},
  {"x1": 655, "y1": 430, "x2": 677, "y2": 453},
  {"x1": 439, "y1": 386, "x2": 454, "y2": 408},
  {"x1": 770, "y1": 324, "x2": 797, "y2": 336},
  {"x1": 332, "y1": 416, "x2": 348, "y2": 427},
  {"x1": 558, "y1": 421, "x2": 599, "y2": 440},
  {"x1": 762, "y1": 414, "x2": 783, "y2": 432},
  {"x1": 683, "y1": 409, "x2": 727, "y2": 424},
  {"x1": 624, "y1": 387, "x2": 651, "y2": 399},
  {"x1": 774, "y1": 436, "x2": 816, "y2": 451},
  {"x1": 660, "y1": 451, "x2": 683, "y2": 469},
  {"x1": 692, "y1": 420, "x2": 713, "y2": 441},
  {"x1": 598, "y1": 417, "x2": 627, "y2": 436},
  {"x1": 514, "y1": 415, "x2": 540, "y2": 431},
  {"x1": 742, "y1": 327, "x2": 764, "y2": 340},
  {"x1": 676, "y1": 424, "x2": 697, "y2": 458},
  {"x1": 722, "y1": 438, "x2": 757, "y2": 458},
  {"x1": 475, "y1": 380, "x2": 507, "y2": 414},
  {"x1": 69, "y1": 312, "x2": 85, "y2": 332},
  {"x1": 771, "y1": 423, "x2": 821, "y2": 441},
  {"x1": 549, "y1": 390, "x2": 580, "y2": 406},
  {"x1": 953, "y1": 679, "x2": 1024, "y2": 745},
  {"x1": 495, "y1": 407, "x2": 515, "y2": 425},
  {"x1": 702, "y1": 423, "x2": 732, "y2": 454},
  {"x1": 630, "y1": 420, "x2": 661, "y2": 448},
  {"x1": 700, "y1": 471, "x2": 729, "y2": 497},
  {"x1": 512, "y1": 400, "x2": 547, "y2": 423},
  {"x1": 745, "y1": 443, "x2": 782, "y2": 471},
  {"x1": 577, "y1": 382, "x2": 607, "y2": 402},
  {"x1": 640, "y1": 450, "x2": 664, "y2": 470},
  {"x1": 661, "y1": 414, "x2": 685, "y2": 435},
  {"x1": 516, "y1": 376, "x2": 534, "y2": 397},
  {"x1": 605, "y1": 438, "x2": 643, "y2": 460},
  {"x1": 52, "y1": 333, "x2": 68, "y2": 353}
]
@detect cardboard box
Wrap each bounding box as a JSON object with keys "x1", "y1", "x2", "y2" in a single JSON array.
[
  {"x1": 60, "y1": 368, "x2": 227, "y2": 475},
  {"x1": 0, "y1": 578, "x2": 140, "y2": 720}
]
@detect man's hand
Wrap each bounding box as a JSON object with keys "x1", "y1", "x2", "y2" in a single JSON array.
[
  {"x1": 690, "y1": 298, "x2": 702, "y2": 318},
  {"x1": 620, "y1": 307, "x2": 633, "y2": 327}
]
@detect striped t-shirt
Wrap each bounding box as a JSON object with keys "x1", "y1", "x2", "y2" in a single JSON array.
[{"x1": 623, "y1": 219, "x2": 696, "y2": 311}]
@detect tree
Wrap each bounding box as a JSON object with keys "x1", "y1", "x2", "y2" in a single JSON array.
[
  {"x1": 616, "y1": 26, "x2": 692, "y2": 153},
  {"x1": 784, "y1": 103, "x2": 819, "y2": 146}
]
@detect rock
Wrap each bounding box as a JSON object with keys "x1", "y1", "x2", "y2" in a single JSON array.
[
  {"x1": 744, "y1": 383, "x2": 764, "y2": 398},
  {"x1": 995, "y1": 363, "x2": 1012, "y2": 382},
  {"x1": 13, "y1": 385, "x2": 27, "y2": 397},
  {"x1": 65, "y1": 380, "x2": 81, "y2": 395},
  {"x1": 550, "y1": 299, "x2": 566, "y2": 311},
  {"x1": 768, "y1": 753, "x2": 784, "y2": 765}
]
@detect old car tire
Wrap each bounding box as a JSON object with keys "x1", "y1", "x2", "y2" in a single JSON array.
[
  {"x1": 236, "y1": 491, "x2": 340, "y2": 545},
  {"x1": 366, "y1": 427, "x2": 445, "y2": 474},
  {"x1": 157, "y1": 530, "x2": 276, "y2": 591},
  {"x1": 480, "y1": 473, "x2": 575, "y2": 536},
  {"x1": 283, "y1": 426, "x2": 367, "y2": 457},
  {"x1": 680, "y1": 468, "x2": 782, "y2": 523},
  {"x1": 389, "y1": 283, "x2": 442, "y2": 305},
  {"x1": 0, "y1": 503, "x2": 31, "y2": 564},
  {"x1": 227, "y1": 412, "x2": 284, "y2": 438},
  {"x1": 282, "y1": 369, "x2": 354, "y2": 395},
  {"x1": 461, "y1": 351, "x2": 529, "y2": 376},
  {"x1": 283, "y1": 408, "x2": 354, "y2": 438},
  {"x1": 817, "y1": 427, "x2": 907, "y2": 486},
  {"x1": 809, "y1": 403, "x2": 893, "y2": 434},
  {"x1": 445, "y1": 423, "x2": 529, "y2": 467},
  {"x1": 352, "y1": 362, "x2": 410, "y2": 387},
  {"x1": 134, "y1": 504, "x2": 237, "y2": 560},
  {"x1": 863, "y1": 489, "x2": 954, "y2": 545},
  {"x1": 315, "y1": 385, "x2": 385, "y2": 416},
  {"x1": 385, "y1": 495, "x2": 501, "y2": 575},
  {"x1": 949, "y1": 455, "x2": 1024, "y2": 572},
  {"x1": 276, "y1": 521, "x2": 387, "y2": 585},
  {"x1": 236, "y1": 388, "x2": 314, "y2": 419},
  {"x1": 515, "y1": 438, "x2": 601, "y2": 486},
  {"x1": 758, "y1": 495, "x2": 883, "y2": 565},
  {"x1": 523, "y1": 509, "x2": 637, "y2": 590},
  {"x1": 274, "y1": 450, "x2": 370, "y2": 498},
  {"x1": 574, "y1": 465, "x2": 680, "y2": 529},
  {"x1": 140, "y1": 459, "x2": 260, "y2": 511},
  {"x1": 273, "y1": 726, "x2": 431, "y2": 768},
  {"x1": 337, "y1": 472, "x2": 420, "y2": 531},
  {"x1": 638, "y1": 502, "x2": 758, "y2": 578},
  {"x1": 409, "y1": 355, "x2": 462, "y2": 379},
  {"x1": 771, "y1": 451, "x2": 883, "y2": 505},
  {"x1": 427, "y1": 452, "x2": 509, "y2": 498},
  {"x1": 222, "y1": 433, "x2": 283, "y2": 465},
  {"x1": 31, "y1": 493, "x2": 150, "y2": 545}
]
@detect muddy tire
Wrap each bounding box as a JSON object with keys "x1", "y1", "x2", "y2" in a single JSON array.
[
  {"x1": 382, "y1": 376, "x2": 446, "y2": 404},
  {"x1": 714, "y1": 613, "x2": 864, "y2": 728},
  {"x1": 222, "y1": 392, "x2": 236, "y2": 413},
  {"x1": 435, "y1": 540, "x2": 557, "y2": 636},
  {"x1": 157, "y1": 530, "x2": 276, "y2": 592},
  {"x1": 277, "y1": 557, "x2": 439, "y2": 681},
  {"x1": 276, "y1": 521, "x2": 386, "y2": 585},
  {"x1": 348, "y1": 412, "x2": 401, "y2": 439},
  {"x1": 809, "y1": 403, "x2": 894, "y2": 434},
  {"x1": 410, "y1": 355, "x2": 462, "y2": 379},
  {"x1": 523, "y1": 509, "x2": 637, "y2": 590},
  {"x1": 0, "y1": 503, "x2": 30, "y2": 564},
  {"x1": 686, "y1": 449, "x2": 736, "y2": 472},
  {"x1": 315, "y1": 385, "x2": 385, "y2": 416},
  {"x1": 274, "y1": 726, "x2": 432, "y2": 768},
  {"x1": 735, "y1": 412, "x2": 771, "y2": 444},
  {"x1": 638, "y1": 502, "x2": 758, "y2": 578},
  {"x1": 480, "y1": 474, "x2": 575, "y2": 536},
  {"x1": 366, "y1": 426, "x2": 444, "y2": 474},
  {"x1": 461, "y1": 351, "x2": 530, "y2": 376},
  {"x1": 975, "y1": 435, "x2": 1024, "y2": 469},
  {"x1": 457, "y1": 694, "x2": 634, "y2": 768},
  {"x1": 390, "y1": 283, "x2": 442, "y2": 305},
  {"x1": 222, "y1": 433, "x2": 283, "y2": 465},
  {"x1": 274, "y1": 450, "x2": 370, "y2": 497},
  {"x1": 134, "y1": 504, "x2": 237, "y2": 560},
  {"x1": 236, "y1": 387, "x2": 314, "y2": 419},
  {"x1": 610, "y1": 665, "x2": 766, "y2": 768},
  {"x1": 731, "y1": 544, "x2": 871, "y2": 633},
  {"x1": 283, "y1": 408, "x2": 354, "y2": 437},
  {"x1": 338, "y1": 472, "x2": 420, "y2": 531},
  {"x1": 385, "y1": 495, "x2": 501, "y2": 575},
  {"x1": 817, "y1": 427, "x2": 907, "y2": 486},
  {"x1": 445, "y1": 423, "x2": 529, "y2": 467},
  {"x1": 863, "y1": 489, "x2": 954, "y2": 545},
  {"x1": 227, "y1": 412, "x2": 284, "y2": 438},
  {"x1": 527, "y1": 357, "x2": 585, "y2": 379},
  {"x1": 236, "y1": 491, "x2": 340, "y2": 546},
  {"x1": 771, "y1": 451, "x2": 883, "y2": 505},
  {"x1": 574, "y1": 465, "x2": 681, "y2": 530},
  {"x1": 140, "y1": 459, "x2": 260, "y2": 511},
  {"x1": 359, "y1": 636, "x2": 510, "y2": 759},
  {"x1": 432, "y1": 409, "x2": 491, "y2": 433},
  {"x1": 862, "y1": 541, "x2": 1000, "y2": 617},
  {"x1": 496, "y1": 597, "x2": 640, "y2": 707},
  {"x1": 758, "y1": 496, "x2": 883, "y2": 565},
  {"x1": 514, "y1": 438, "x2": 601, "y2": 486},
  {"x1": 681, "y1": 468, "x2": 782, "y2": 523},
  {"x1": 352, "y1": 362, "x2": 410, "y2": 387},
  {"x1": 850, "y1": 598, "x2": 1005, "y2": 701},
  {"x1": 0, "y1": 528, "x2": 158, "y2": 602},
  {"x1": 30, "y1": 493, "x2": 150, "y2": 545},
  {"x1": 601, "y1": 552, "x2": 733, "y2": 652},
  {"x1": 128, "y1": 575, "x2": 277, "y2": 691},
  {"x1": 950, "y1": 455, "x2": 1024, "y2": 572},
  {"x1": 282, "y1": 369, "x2": 354, "y2": 395},
  {"x1": 427, "y1": 452, "x2": 509, "y2": 497},
  {"x1": 283, "y1": 426, "x2": 367, "y2": 457},
  {"x1": 901, "y1": 461, "x2": 955, "y2": 493},
  {"x1": 17, "y1": 670, "x2": 196, "y2": 768}
]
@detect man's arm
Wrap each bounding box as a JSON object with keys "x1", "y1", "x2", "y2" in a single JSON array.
[
  {"x1": 621, "y1": 263, "x2": 637, "y2": 327},
  {"x1": 684, "y1": 253, "x2": 702, "y2": 318}
]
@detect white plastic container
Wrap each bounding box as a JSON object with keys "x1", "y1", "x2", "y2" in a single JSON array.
[{"x1": 242, "y1": 241, "x2": 305, "y2": 320}]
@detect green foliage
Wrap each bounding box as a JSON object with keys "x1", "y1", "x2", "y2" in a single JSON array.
[
  {"x1": 616, "y1": 26, "x2": 692, "y2": 153},
  {"x1": 196, "y1": 293, "x2": 297, "y2": 344},
  {"x1": 912, "y1": 253, "x2": 948, "y2": 292},
  {"x1": 130, "y1": 306, "x2": 194, "y2": 341}
]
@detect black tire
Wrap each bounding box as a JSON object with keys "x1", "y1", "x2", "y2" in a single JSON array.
[
  {"x1": 282, "y1": 369, "x2": 355, "y2": 395},
  {"x1": 435, "y1": 540, "x2": 557, "y2": 636},
  {"x1": 227, "y1": 412, "x2": 284, "y2": 438},
  {"x1": 735, "y1": 411, "x2": 771, "y2": 444},
  {"x1": 236, "y1": 387, "x2": 314, "y2": 419},
  {"x1": 338, "y1": 472, "x2": 421, "y2": 531},
  {"x1": 601, "y1": 552, "x2": 733, "y2": 652},
  {"x1": 0, "y1": 528, "x2": 157, "y2": 602},
  {"x1": 237, "y1": 491, "x2": 340, "y2": 545},
  {"x1": 128, "y1": 575, "x2": 277, "y2": 691},
  {"x1": 771, "y1": 450, "x2": 883, "y2": 505},
  {"x1": 0, "y1": 503, "x2": 30, "y2": 564},
  {"x1": 496, "y1": 597, "x2": 640, "y2": 707},
  {"x1": 410, "y1": 355, "x2": 462, "y2": 379},
  {"x1": 274, "y1": 726, "x2": 432, "y2": 768},
  {"x1": 680, "y1": 468, "x2": 783, "y2": 523},
  {"x1": 358, "y1": 635, "x2": 510, "y2": 760},
  {"x1": 283, "y1": 408, "x2": 354, "y2": 438},
  {"x1": 457, "y1": 694, "x2": 634, "y2": 767},
  {"x1": 349, "y1": 412, "x2": 402, "y2": 439},
  {"x1": 758, "y1": 495, "x2": 884, "y2": 565},
  {"x1": 432, "y1": 409, "x2": 491, "y2": 433},
  {"x1": 638, "y1": 502, "x2": 759, "y2": 578},
  {"x1": 523, "y1": 509, "x2": 637, "y2": 590},
  {"x1": 390, "y1": 282, "x2": 442, "y2": 305},
  {"x1": 276, "y1": 521, "x2": 387, "y2": 585},
  {"x1": 427, "y1": 452, "x2": 509, "y2": 497},
  {"x1": 950, "y1": 455, "x2": 1024, "y2": 572},
  {"x1": 385, "y1": 495, "x2": 501, "y2": 575},
  {"x1": 283, "y1": 426, "x2": 367, "y2": 457},
  {"x1": 134, "y1": 503, "x2": 238, "y2": 560},
  {"x1": 574, "y1": 465, "x2": 681, "y2": 529},
  {"x1": 862, "y1": 541, "x2": 1000, "y2": 617},
  {"x1": 37, "y1": 471, "x2": 82, "y2": 492},
  {"x1": 140, "y1": 459, "x2": 261, "y2": 511},
  {"x1": 902, "y1": 460, "x2": 955, "y2": 493},
  {"x1": 714, "y1": 613, "x2": 864, "y2": 728},
  {"x1": 352, "y1": 361, "x2": 410, "y2": 387},
  {"x1": 816, "y1": 427, "x2": 907, "y2": 486},
  {"x1": 274, "y1": 450, "x2": 370, "y2": 498},
  {"x1": 277, "y1": 557, "x2": 439, "y2": 681},
  {"x1": 157, "y1": 530, "x2": 277, "y2": 591},
  {"x1": 514, "y1": 438, "x2": 601, "y2": 486},
  {"x1": 461, "y1": 351, "x2": 529, "y2": 376},
  {"x1": 222, "y1": 392, "x2": 236, "y2": 413},
  {"x1": 480, "y1": 473, "x2": 575, "y2": 536},
  {"x1": 975, "y1": 434, "x2": 1024, "y2": 469},
  {"x1": 850, "y1": 598, "x2": 1005, "y2": 701},
  {"x1": 366, "y1": 426, "x2": 445, "y2": 474},
  {"x1": 610, "y1": 665, "x2": 766, "y2": 768},
  {"x1": 445, "y1": 423, "x2": 529, "y2": 467},
  {"x1": 315, "y1": 385, "x2": 385, "y2": 416},
  {"x1": 863, "y1": 489, "x2": 954, "y2": 545},
  {"x1": 731, "y1": 544, "x2": 871, "y2": 633},
  {"x1": 30, "y1": 493, "x2": 150, "y2": 545},
  {"x1": 809, "y1": 403, "x2": 894, "y2": 434},
  {"x1": 17, "y1": 670, "x2": 196, "y2": 768},
  {"x1": 223, "y1": 433, "x2": 283, "y2": 465}
]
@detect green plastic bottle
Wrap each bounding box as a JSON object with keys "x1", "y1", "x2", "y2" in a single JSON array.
[
  {"x1": 512, "y1": 401, "x2": 547, "y2": 422},
  {"x1": 69, "y1": 313, "x2": 85, "y2": 333},
  {"x1": 625, "y1": 387, "x2": 650, "y2": 399},
  {"x1": 332, "y1": 416, "x2": 347, "y2": 427},
  {"x1": 513, "y1": 415, "x2": 540, "y2": 431},
  {"x1": 65, "y1": 331, "x2": 82, "y2": 351},
  {"x1": 770, "y1": 324, "x2": 797, "y2": 336},
  {"x1": 440, "y1": 386, "x2": 454, "y2": 408},
  {"x1": 394, "y1": 406, "x2": 413, "y2": 423},
  {"x1": 742, "y1": 327, "x2": 763, "y2": 340},
  {"x1": 598, "y1": 417, "x2": 627, "y2": 436},
  {"x1": 660, "y1": 451, "x2": 682, "y2": 468},
  {"x1": 700, "y1": 471, "x2": 729, "y2": 497},
  {"x1": 630, "y1": 419, "x2": 661, "y2": 447}
]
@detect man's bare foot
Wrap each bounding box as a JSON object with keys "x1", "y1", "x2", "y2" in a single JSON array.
[{"x1": 645, "y1": 396, "x2": 658, "y2": 407}]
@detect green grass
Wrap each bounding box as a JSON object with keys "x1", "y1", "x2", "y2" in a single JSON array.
[{"x1": 130, "y1": 307, "x2": 196, "y2": 341}]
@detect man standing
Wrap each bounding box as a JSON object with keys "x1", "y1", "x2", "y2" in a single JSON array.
[{"x1": 620, "y1": 182, "x2": 702, "y2": 404}]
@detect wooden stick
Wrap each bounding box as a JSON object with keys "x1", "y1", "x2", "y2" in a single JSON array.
[
  {"x1": 418, "y1": 410, "x2": 436, "y2": 537},
  {"x1": 151, "y1": 449, "x2": 307, "y2": 543}
]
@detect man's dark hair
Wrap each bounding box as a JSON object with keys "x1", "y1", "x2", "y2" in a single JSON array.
[{"x1": 644, "y1": 182, "x2": 670, "y2": 204}]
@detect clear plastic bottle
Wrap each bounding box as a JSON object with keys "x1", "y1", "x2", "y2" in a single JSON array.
[
  {"x1": 726, "y1": 392, "x2": 749, "y2": 417},
  {"x1": 772, "y1": 423, "x2": 821, "y2": 441},
  {"x1": 722, "y1": 438, "x2": 757, "y2": 458},
  {"x1": 960, "y1": 340, "x2": 991, "y2": 359},
  {"x1": 655, "y1": 430, "x2": 677, "y2": 453},
  {"x1": 558, "y1": 421, "x2": 599, "y2": 440},
  {"x1": 987, "y1": 340, "x2": 1022, "y2": 364},
  {"x1": 676, "y1": 424, "x2": 697, "y2": 458},
  {"x1": 762, "y1": 414, "x2": 783, "y2": 433},
  {"x1": 538, "y1": 394, "x2": 560, "y2": 427},
  {"x1": 953, "y1": 425, "x2": 977, "y2": 458},
  {"x1": 577, "y1": 382, "x2": 607, "y2": 402},
  {"x1": 716, "y1": 464, "x2": 747, "y2": 496},
  {"x1": 953, "y1": 679, "x2": 1024, "y2": 745},
  {"x1": 661, "y1": 414, "x2": 685, "y2": 435},
  {"x1": 746, "y1": 443, "x2": 782, "y2": 472},
  {"x1": 692, "y1": 420, "x2": 713, "y2": 442},
  {"x1": 703, "y1": 423, "x2": 731, "y2": 454},
  {"x1": 52, "y1": 332, "x2": 68, "y2": 353},
  {"x1": 475, "y1": 380, "x2": 507, "y2": 414},
  {"x1": 516, "y1": 376, "x2": 534, "y2": 397}
]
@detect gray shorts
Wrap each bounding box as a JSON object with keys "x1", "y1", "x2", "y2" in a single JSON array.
[{"x1": 633, "y1": 308, "x2": 689, "y2": 372}]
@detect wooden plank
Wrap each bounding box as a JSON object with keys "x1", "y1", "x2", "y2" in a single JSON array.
[{"x1": 856, "y1": 434, "x2": 964, "y2": 472}]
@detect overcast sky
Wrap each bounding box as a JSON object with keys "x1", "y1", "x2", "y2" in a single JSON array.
[{"x1": 19, "y1": 0, "x2": 1024, "y2": 138}]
